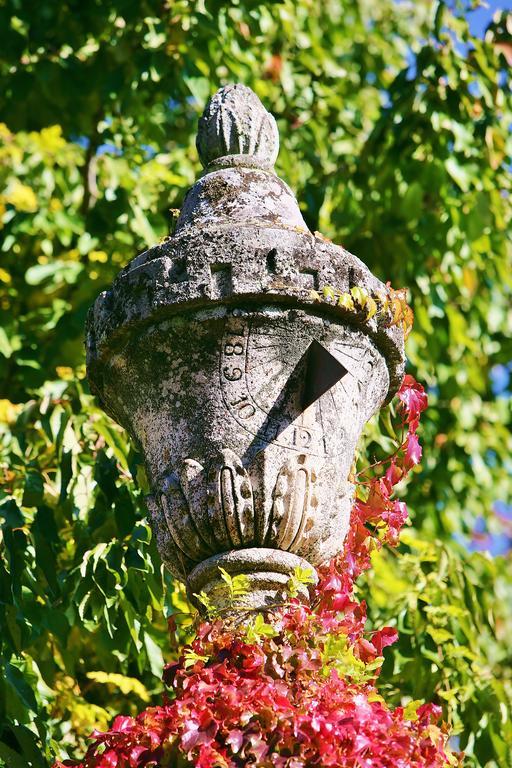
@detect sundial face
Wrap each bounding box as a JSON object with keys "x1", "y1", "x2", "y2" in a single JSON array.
[{"x1": 219, "y1": 311, "x2": 378, "y2": 458}]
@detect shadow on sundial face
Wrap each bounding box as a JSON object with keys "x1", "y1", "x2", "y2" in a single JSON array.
[
  {"x1": 219, "y1": 310, "x2": 380, "y2": 461},
  {"x1": 243, "y1": 340, "x2": 349, "y2": 459}
]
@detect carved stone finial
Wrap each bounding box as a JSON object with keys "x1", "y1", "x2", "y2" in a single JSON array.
[
  {"x1": 196, "y1": 84, "x2": 279, "y2": 171},
  {"x1": 86, "y1": 83, "x2": 406, "y2": 616}
]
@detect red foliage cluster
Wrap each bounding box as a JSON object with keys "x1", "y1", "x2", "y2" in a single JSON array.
[{"x1": 55, "y1": 376, "x2": 459, "y2": 768}]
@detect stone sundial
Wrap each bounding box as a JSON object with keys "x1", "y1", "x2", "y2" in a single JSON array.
[{"x1": 86, "y1": 84, "x2": 405, "y2": 612}]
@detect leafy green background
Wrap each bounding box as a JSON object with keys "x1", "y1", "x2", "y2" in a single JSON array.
[{"x1": 0, "y1": 1, "x2": 511, "y2": 766}]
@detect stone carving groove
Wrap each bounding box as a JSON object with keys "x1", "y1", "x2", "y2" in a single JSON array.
[
  {"x1": 149, "y1": 451, "x2": 321, "y2": 577},
  {"x1": 86, "y1": 84, "x2": 406, "y2": 612},
  {"x1": 271, "y1": 455, "x2": 317, "y2": 553}
]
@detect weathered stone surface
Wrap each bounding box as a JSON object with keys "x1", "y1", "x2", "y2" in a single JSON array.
[{"x1": 86, "y1": 84, "x2": 406, "y2": 612}]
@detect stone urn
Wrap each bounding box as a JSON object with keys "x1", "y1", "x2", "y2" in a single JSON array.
[{"x1": 86, "y1": 84, "x2": 405, "y2": 612}]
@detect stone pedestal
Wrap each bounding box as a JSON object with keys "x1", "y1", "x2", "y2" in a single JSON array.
[{"x1": 86, "y1": 84, "x2": 405, "y2": 612}]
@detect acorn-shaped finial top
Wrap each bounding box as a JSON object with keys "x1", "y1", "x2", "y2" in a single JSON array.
[{"x1": 196, "y1": 84, "x2": 279, "y2": 171}]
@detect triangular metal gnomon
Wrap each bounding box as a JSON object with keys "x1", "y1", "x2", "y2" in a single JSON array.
[{"x1": 302, "y1": 339, "x2": 348, "y2": 410}]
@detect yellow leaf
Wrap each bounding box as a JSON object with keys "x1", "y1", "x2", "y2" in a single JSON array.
[
  {"x1": 427, "y1": 627, "x2": 454, "y2": 644},
  {"x1": 0, "y1": 399, "x2": 22, "y2": 424},
  {"x1": 438, "y1": 688, "x2": 459, "y2": 702},
  {"x1": 350, "y1": 285, "x2": 368, "y2": 307},
  {"x1": 0, "y1": 123, "x2": 11, "y2": 140},
  {"x1": 35, "y1": 125, "x2": 67, "y2": 154},
  {"x1": 445, "y1": 749, "x2": 460, "y2": 766},
  {"x1": 322, "y1": 285, "x2": 336, "y2": 301},
  {"x1": 368, "y1": 691, "x2": 385, "y2": 703},
  {"x1": 391, "y1": 297, "x2": 403, "y2": 324},
  {"x1": 56, "y1": 366, "x2": 74, "y2": 381},
  {"x1": 71, "y1": 702, "x2": 110, "y2": 734},
  {"x1": 403, "y1": 699, "x2": 423, "y2": 721},
  {"x1": 49, "y1": 198, "x2": 63, "y2": 212},
  {"x1": 365, "y1": 296, "x2": 378, "y2": 320},
  {"x1": 89, "y1": 250, "x2": 109, "y2": 263},
  {"x1": 5, "y1": 181, "x2": 38, "y2": 212},
  {"x1": 462, "y1": 266, "x2": 478, "y2": 297},
  {"x1": 427, "y1": 724, "x2": 442, "y2": 743},
  {"x1": 337, "y1": 292, "x2": 355, "y2": 311},
  {"x1": 86, "y1": 671, "x2": 151, "y2": 702},
  {"x1": 402, "y1": 305, "x2": 414, "y2": 339}
]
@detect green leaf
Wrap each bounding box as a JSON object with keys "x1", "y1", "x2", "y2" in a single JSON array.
[
  {"x1": 24, "y1": 260, "x2": 84, "y2": 286},
  {"x1": 144, "y1": 632, "x2": 164, "y2": 678},
  {"x1": 245, "y1": 614, "x2": 278, "y2": 643}
]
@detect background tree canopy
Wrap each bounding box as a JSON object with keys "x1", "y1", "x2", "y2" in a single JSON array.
[{"x1": 0, "y1": 0, "x2": 511, "y2": 766}]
